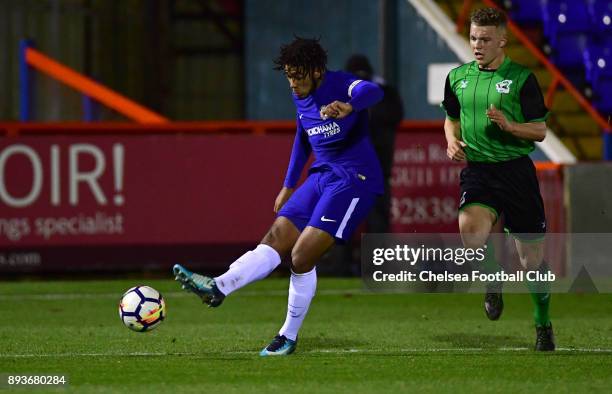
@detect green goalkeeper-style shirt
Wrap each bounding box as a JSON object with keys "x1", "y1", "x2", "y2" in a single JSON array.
[{"x1": 442, "y1": 56, "x2": 549, "y2": 162}]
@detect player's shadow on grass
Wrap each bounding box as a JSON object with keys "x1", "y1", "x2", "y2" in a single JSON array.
[{"x1": 432, "y1": 333, "x2": 530, "y2": 348}]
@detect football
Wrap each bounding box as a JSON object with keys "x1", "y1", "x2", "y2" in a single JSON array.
[{"x1": 118, "y1": 286, "x2": 166, "y2": 332}]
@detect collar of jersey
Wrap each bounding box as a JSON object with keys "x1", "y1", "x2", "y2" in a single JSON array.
[{"x1": 476, "y1": 56, "x2": 511, "y2": 73}]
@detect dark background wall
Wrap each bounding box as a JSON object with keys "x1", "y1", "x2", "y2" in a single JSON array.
[
  {"x1": 244, "y1": 0, "x2": 380, "y2": 119},
  {"x1": 245, "y1": 0, "x2": 460, "y2": 120},
  {"x1": 1, "y1": 0, "x2": 243, "y2": 121},
  {"x1": 1, "y1": 0, "x2": 461, "y2": 122},
  {"x1": 397, "y1": 1, "x2": 459, "y2": 120}
]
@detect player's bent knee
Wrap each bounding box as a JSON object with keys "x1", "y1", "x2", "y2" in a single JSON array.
[
  {"x1": 290, "y1": 248, "x2": 316, "y2": 274},
  {"x1": 261, "y1": 225, "x2": 281, "y2": 246},
  {"x1": 290, "y1": 226, "x2": 334, "y2": 274},
  {"x1": 459, "y1": 218, "x2": 490, "y2": 235},
  {"x1": 459, "y1": 226, "x2": 489, "y2": 249},
  {"x1": 261, "y1": 218, "x2": 299, "y2": 259},
  {"x1": 459, "y1": 216, "x2": 493, "y2": 249},
  {"x1": 459, "y1": 208, "x2": 495, "y2": 234}
]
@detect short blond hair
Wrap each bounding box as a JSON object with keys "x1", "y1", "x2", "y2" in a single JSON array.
[{"x1": 470, "y1": 7, "x2": 507, "y2": 28}]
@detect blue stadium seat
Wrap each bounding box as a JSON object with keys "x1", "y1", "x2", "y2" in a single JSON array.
[
  {"x1": 587, "y1": 0, "x2": 612, "y2": 35},
  {"x1": 542, "y1": 0, "x2": 592, "y2": 39},
  {"x1": 541, "y1": 1, "x2": 592, "y2": 70},
  {"x1": 584, "y1": 41, "x2": 612, "y2": 113},
  {"x1": 508, "y1": 0, "x2": 544, "y2": 25},
  {"x1": 592, "y1": 79, "x2": 612, "y2": 114},
  {"x1": 584, "y1": 41, "x2": 612, "y2": 83},
  {"x1": 531, "y1": 1, "x2": 612, "y2": 112},
  {"x1": 551, "y1": 34, "x2": 589, "y2": 68}
]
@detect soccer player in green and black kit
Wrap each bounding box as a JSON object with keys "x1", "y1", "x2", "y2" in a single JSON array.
[{"x1": 442, "y1": 7, "x2": 554, "y2": 351}]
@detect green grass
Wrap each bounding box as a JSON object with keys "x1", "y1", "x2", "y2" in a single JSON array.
[{"x1": 1, "y1": 278, "x2": 612, "y2": 393}]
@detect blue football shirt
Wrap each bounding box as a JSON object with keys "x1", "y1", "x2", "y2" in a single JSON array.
[{"x1": 284, "y1": 70, "x2": 384, "y2": 194}]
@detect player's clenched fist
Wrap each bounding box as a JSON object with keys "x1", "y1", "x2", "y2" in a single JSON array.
[
  {"x1": 486, "y1": 103, "x2": 512, "y2": 131},
  {"x1": 320, "y1": 101, "x2": 353, "y2": 119}
]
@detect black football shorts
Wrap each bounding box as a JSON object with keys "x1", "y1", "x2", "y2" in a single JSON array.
[{"x1": 458, "y1": 155, "x2": 546, "y2": 240}]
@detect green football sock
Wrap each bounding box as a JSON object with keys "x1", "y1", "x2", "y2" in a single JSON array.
[{"x1": 525, "y1": 261, "x2": 551, "y2": 327}]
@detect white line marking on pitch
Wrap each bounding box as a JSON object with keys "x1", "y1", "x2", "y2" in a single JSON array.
[
  {"x1": 2, "y1": 347, "x2": 612, "y2": 358},
  {"x1": 0, "y1": 289, "x2": 367, "y2": 301}
]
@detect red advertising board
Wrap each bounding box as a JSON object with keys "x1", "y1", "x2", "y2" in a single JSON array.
[
  {"x1": 390, "y1": 132, "x2": 463, "y2": 233},
  {"x1": 1, "y1": 132, "x2": 464, "y2": 247},
  {"x1": 0, "y1": 135, "x2": 291, "y2": 248},
  {"x1": 0, "y1": 127, "x2": 564, "y2": 273}
]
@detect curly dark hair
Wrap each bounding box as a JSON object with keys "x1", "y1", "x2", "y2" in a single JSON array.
[
  {"x1": 470, "y1": 7, "x2": 507, "y2": 28},
  {"x1": 273, "y1": 36, "x2": 328, "y2": 77}
]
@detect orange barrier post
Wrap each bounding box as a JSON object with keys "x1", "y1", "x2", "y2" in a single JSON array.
[
  {"x1": 534, "y1": 161, "x2": 562, "y2": 171},
  {"x1": 545, "y1": 77, "x2": 561, "y2": 109},
  {"x1": 456, "y1": 0, "x2": 474, "y2": 34},
  {"x1": 25, "y1": 47, "x2": 168, "y2": 124}
]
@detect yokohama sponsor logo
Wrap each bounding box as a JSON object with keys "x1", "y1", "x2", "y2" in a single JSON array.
[{"x1": 306, "y1": 122, "x2": 340, "y2": 136}]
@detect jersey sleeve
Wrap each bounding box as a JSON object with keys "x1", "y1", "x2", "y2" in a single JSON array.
[
  {"x1": 441, "y1": 74, "x2": 461, "y2": 120},
  {"x1": 283, "y1": 117, "x2": 312, "y2": 188},
  {"x1": 345, "y1": 77, "x2": 384, "y2": 112},
  {"x1": 520, "y1": 73, "x2": 549, "y2": 122}
]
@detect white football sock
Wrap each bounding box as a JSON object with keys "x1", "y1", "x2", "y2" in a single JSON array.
[
  {"x1": 279, "y1": 268, "x2": 317, "y2": 341},
  {"x1": 214, "y1": 244, "x2": 281, "y2": 296}
]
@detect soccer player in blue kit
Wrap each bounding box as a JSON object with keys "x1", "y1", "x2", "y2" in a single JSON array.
[{"x1": 173, "y1": 37, "x2": 384, "y2": 356}]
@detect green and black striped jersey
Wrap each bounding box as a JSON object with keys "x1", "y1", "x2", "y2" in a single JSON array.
[{"x1": 442, "y1": 56, "x2": 549, "y2": 162}]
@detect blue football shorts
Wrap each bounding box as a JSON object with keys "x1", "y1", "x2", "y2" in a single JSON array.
[{"x1": 277, "y1": 169, "x2": 378, "y2": 242}]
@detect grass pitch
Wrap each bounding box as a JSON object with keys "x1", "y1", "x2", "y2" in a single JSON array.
[{"x1": 1, "y1": 278, "x2": 612, "y2": 393}]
